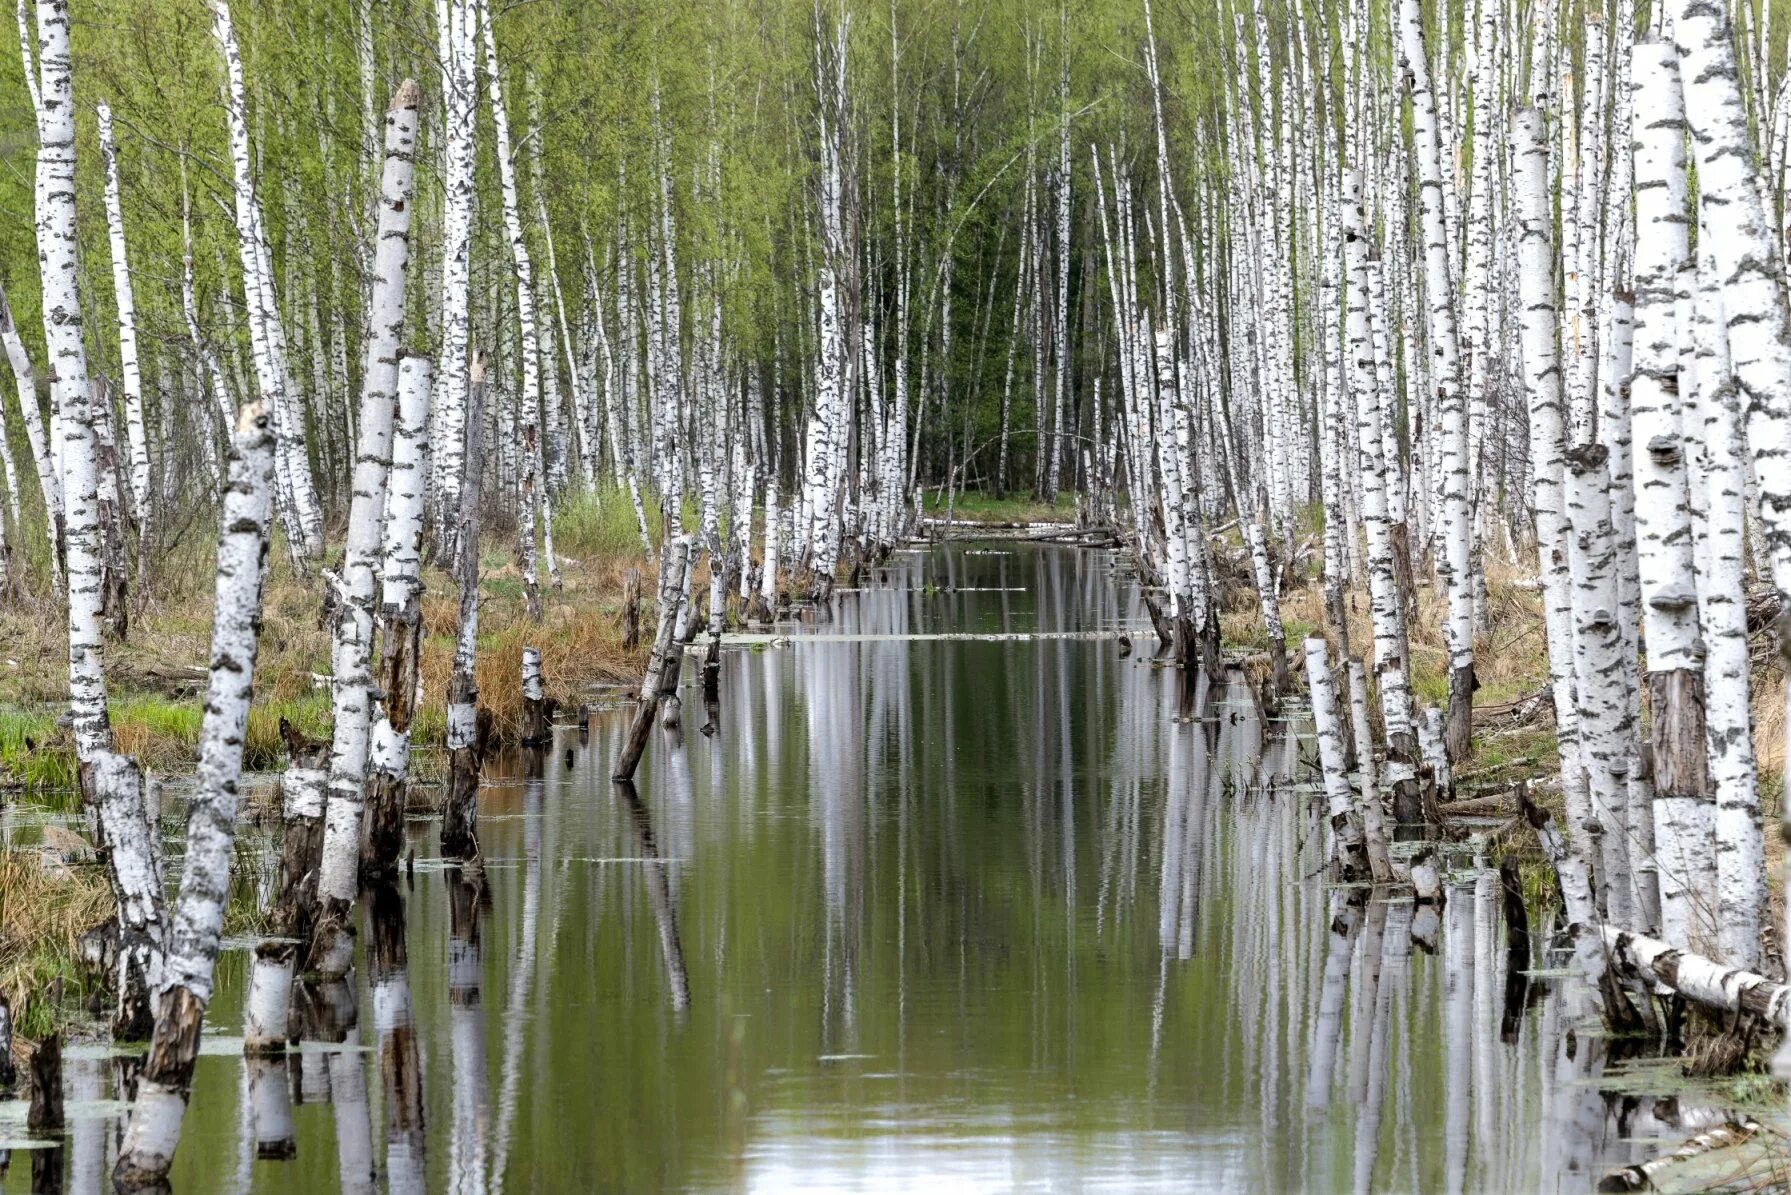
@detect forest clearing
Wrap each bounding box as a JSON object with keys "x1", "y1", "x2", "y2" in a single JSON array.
[{"x1": 2, "y1": 0, "x2": 1791, "y2": 1189}]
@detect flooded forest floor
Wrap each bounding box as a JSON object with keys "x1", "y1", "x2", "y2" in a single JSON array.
[{"x1": 0, "y1": 501, "x2": 1788, "y2": 1187}]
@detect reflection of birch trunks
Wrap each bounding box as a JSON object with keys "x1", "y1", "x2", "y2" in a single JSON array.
[
  {"x1": 447, "y1": 865, "x2": 490, "y2": 1193},
  {"x1": 370, "y1": 884, "x2": 426, "y2": 1194},
  {"x1": 615, "y1": 780, "x2": 692, "y2": 1011}
]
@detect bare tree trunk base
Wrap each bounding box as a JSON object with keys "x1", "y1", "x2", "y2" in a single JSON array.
[
  {"x1": 1445, "y1": 663, "x2": 1475, "y2": 764},
  {"x1": 441, "y1": 708, "x2": 494, "y2": 859}
]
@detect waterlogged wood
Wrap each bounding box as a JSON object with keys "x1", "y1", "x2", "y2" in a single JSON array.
[
  {"x1": 116, "y1": 400, "x2": 276, "y2": 1188},
  {"x1": 615, "y1": 535, "x2": 692, "y2": 781},
  {"x1": 1598, "y1": 926, "x2": 1791, "y2": 1026},
  {"x1": 1597, "y1": 1117, "x2": 1761, "y2": 1192}
]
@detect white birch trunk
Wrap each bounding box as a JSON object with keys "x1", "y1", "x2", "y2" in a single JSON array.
[
  {"x1": 0, "y1": 281, "x2": 60, "y2": 587},
  {"x1": 114, "y1": 401, "x2": 276, "y2": 1188},
  {"x1": 1669, "y1": 0, "x2": 1791, "y2": 1085},
  {"x1": 432, "y1": 0, "x2": 476, "y2": 558},
  {"x1": 1514, "y1": 108, "x2": 1595, "y2": 864},
  {"x1": 1304, "y1": 637, "x2": 1369, "y2": 881},
  {"x1": 1687, "y1": 248, "x2": 1768, "y2": 972},
  {"x1": 210, "y1": 0, "x2": 322, "y2": 559},
  {"x1": 31, "y1": 0, "x2": 107, "y2": 760},
  {"x1": 1630, "y1": 42, "x2": 1713, "y2": 951},
  {"x1": 96, "y1": 101, "x2": 150, "y2": 539},
  {"x1": 314, "y1": 80, "x2": 422, "y2": 973}
]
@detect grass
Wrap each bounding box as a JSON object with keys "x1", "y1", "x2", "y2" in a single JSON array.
[
  {"x1": 0, "y1": 487, "x2": 665, "y2": 793},
  {"x1": 0, "y1": 849, "x2": 109, "y2": 1039},
  {"x1": 920, "y1": 489, "x2": 1075, "y2": 524}
]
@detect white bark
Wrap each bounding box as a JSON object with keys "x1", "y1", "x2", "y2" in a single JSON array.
[
  {"x1": 478, "y1": 0, "x2": 547, "y2": 615},
  {"x1": 432, "y1": 0, "x2": 476, "y2": 556},
  {"x1": 96, "y1": 101, "x2": 150, "y2": 536},
  {"x1": 1398, "y1": 0, "x2": 1472, "y2": 754},
  {"x1": 1304, "y1": 637, "x2": 1369, "y2": 880},
  {"x1": 1688, "y1": 248, "x2": 1768, "y2": 972},
  {"x1": 115, "y1": 400, "x2": 276, "y2": 1187},
  {"x1": 1630, "y1": 41, "x2": 1710, "y2": 951},
  {"x1": 0, "y1": 280, "x2": 60, "y2": 586},
  {"x1": 1513, "y1": 108, "x2": 1597, "y2": 868},
  {"x1": 1347, "y1": 659, "x2": 1395, "y2": 884},
  {"x1": 315, "y1": 80, "x2": 422, "y2": 962},
  {"x1": 31, "y1": 0, "x2": 107, "y2": 760},
  {"x1": 210, "y1": 0, "x2": 322, "y2": 558}
]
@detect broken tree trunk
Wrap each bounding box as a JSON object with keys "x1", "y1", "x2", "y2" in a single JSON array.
[{"x1": 614, "y1": 535, "x2": 692, "y2": 781}]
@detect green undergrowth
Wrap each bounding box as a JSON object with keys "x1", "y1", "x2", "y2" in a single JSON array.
[{"x1": 922, "y1": 489, "x2": 1075, "y2": 524}]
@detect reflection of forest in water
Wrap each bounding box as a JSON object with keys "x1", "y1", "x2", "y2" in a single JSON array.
[{"x1": 10, "y1": 543, "x2": 1694, "y2": 1193}]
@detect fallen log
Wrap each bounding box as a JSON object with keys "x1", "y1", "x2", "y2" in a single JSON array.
[
  {"x1": 1597, "y1": 1115, "x2": 1761, "y2": 1192},
  {"x1": 1598, "y1": 925, "x2": 1791, "y2": 1026}
]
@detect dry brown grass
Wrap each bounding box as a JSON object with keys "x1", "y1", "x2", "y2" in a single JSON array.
[
  {"x1": 0, "y1": 850, "x2": 109, "y2": 1038},
  {"x1": 0, "y1": 521, "x2": 655, "y2": 783}
]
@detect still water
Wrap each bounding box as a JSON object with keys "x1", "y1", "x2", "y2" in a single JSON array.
[{"x1": 5, "y1": 542, "x2": 1701, "y2": 1192}]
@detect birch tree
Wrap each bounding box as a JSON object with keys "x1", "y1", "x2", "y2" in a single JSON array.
[
  {"x1": 313, "y1": 79, "x2": 422, "y2": 975},
  {"x1": 113, "y1": 402, "x2": 275, "y2": 1188}
]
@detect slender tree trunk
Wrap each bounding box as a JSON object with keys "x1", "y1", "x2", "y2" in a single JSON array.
[
  {"x1": 362, "y1": 355, "x2": 431, "y2": 879},
  {"x1": 442, "y1": 353, "x2": 490, "y2": 860},
  {"x1": 312, "y1": 80, "x2": 422, "y2": 978},
  {"x1": 114, "y1": 400, "x2": 276, "y2": 1187}
]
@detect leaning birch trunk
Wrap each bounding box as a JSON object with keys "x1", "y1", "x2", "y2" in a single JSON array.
[
  {"x1": 442, "y1": 353, "x2": 490, "y2": 861},
  {"x1": 86, "y1": 749, "x2": 163, "y2": 1040},
  {"x1": 32, "y1": 0, "x2": 107, "y2": 762},
  {"x1": 362, "y1": 355, "x2": 431, "y2": 879},
  {"x1": 312, "y1": 80, "x2": 421, "y2": 978},
  {"x1": 1630, "y1": 41, "x2": 1713, "y2": 952},
  {"x1": 1304, "y1": 637, "x2": 1369, "y2": 881},
  {"x1": 0, "y1": 280, "x2": 60, "y2": 586},
  {"x1": 96, "y1": 101, "x2": 150, "y2": 547},
  {"x1": 114, "y1": 401, "x2": 275, "y2": 1189},
  {"x1": 614, "y1": 535, "x2": 692, "y2": 781}
]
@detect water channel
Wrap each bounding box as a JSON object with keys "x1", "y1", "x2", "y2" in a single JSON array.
[{"x1": 2, "y1": 541, "x2": 1708, "y2": 1192}]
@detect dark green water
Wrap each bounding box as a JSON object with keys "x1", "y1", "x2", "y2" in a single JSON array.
[{"x1": 2, "y1": 543, "x2": 1698, "y2": 1192}]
